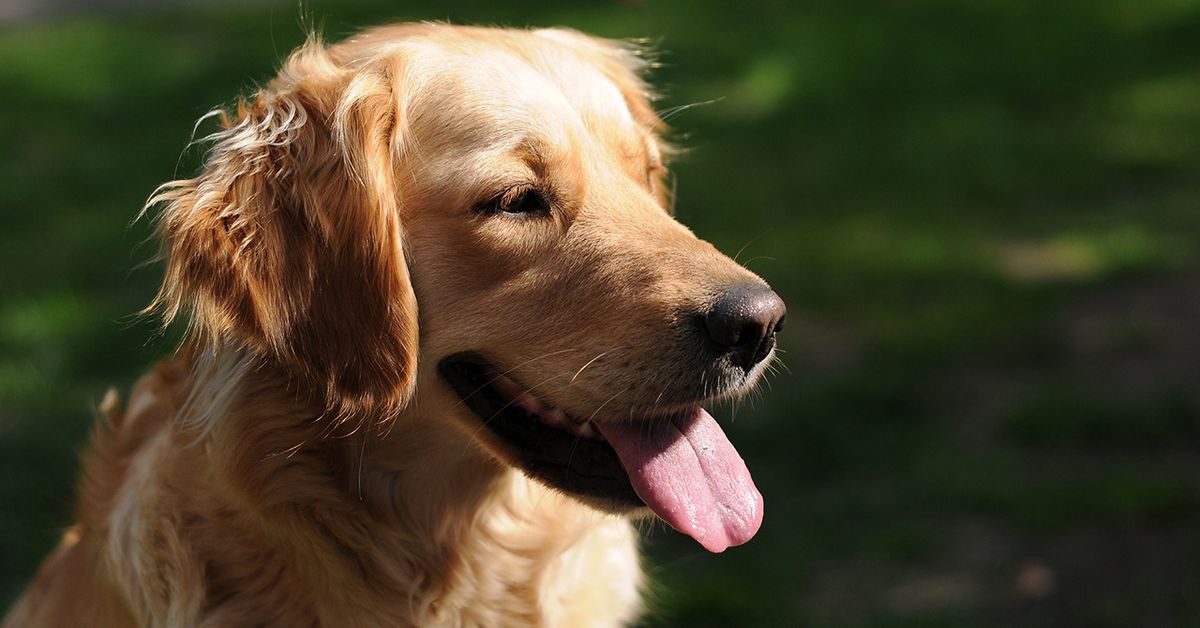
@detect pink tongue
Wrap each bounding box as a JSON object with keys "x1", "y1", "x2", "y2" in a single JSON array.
[{"x1": 595, "y1": 407, "x2": 763, "y2": 553}]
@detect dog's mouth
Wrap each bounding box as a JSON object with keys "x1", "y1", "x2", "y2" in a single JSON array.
[
  {"x1": 438, "y1": 352, "x2": 763, "y2": 553},
  {"x1": 438, "y1": 354, "x2": 641, "y2": 507}
]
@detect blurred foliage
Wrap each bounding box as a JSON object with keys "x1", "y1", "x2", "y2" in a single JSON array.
[{"x1": 3, "y1": 1, "x2": 1200, "y2": 626}]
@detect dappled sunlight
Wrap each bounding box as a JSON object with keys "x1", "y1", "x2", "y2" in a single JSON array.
[
  {"x1": 1098, "y1": 73, "x2": 1200, "y2": 165},
  {"x1": 992, "y1": 225, "x2": 1191, "y2": 284}
]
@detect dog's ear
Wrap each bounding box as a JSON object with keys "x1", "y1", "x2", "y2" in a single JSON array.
[{"x1": 147, "y1": 42, "x2": 417, "y2": 425}]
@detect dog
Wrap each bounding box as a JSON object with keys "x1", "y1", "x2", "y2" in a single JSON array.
[{"x1": 4, "y1": 23, "x2": 785, "y2": 627}]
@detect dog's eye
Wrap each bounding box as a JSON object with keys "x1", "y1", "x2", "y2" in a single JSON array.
[{"x1": 477, "y1": 186, "x2": 549, "y2": 217}]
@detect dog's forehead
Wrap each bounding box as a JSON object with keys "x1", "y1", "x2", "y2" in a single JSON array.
[{"x1": 401, "y1": 36, "x2": 641, "y2": 154}]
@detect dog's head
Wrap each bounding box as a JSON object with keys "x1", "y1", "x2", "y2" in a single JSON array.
[{"x1": 151, "y1": 24, "x2": 785, "y2": 553}]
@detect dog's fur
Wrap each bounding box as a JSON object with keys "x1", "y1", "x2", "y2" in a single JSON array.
[{"x1": 4, "y1": 24, "x2": 772, "y2": 627}]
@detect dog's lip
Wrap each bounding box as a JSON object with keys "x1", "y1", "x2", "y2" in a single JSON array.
[
  {"x1": 437, "y1": 353, "x2": 643, "y2": 507},
  {"x1": 485, "y1": 368, "x2": 604, "y2": 440}
]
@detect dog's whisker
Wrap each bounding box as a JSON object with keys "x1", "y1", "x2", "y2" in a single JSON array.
[
  {"x1": 564, "y1": 428, "x2": 589, "y2": 478},
  {"x1": 731, "y1": 229, "x2": 771, "y2": 264},
  {"x1": 762, "y1": 361, "x2": 781, "y2": 378},
  {"x1": 658, "y1": 97, "x2": 724, "y2": 123},
  {"x1": 459, "y1": 372, "x2": 570, "y2": 459},
  {"x1": 738, "y1": 255, "x2": 776, "y2": 270},
  {"x1": 450, "y1": 348, "x2": 579, "y2": 410},
  {"x1": 570, "y1": 348, "x2": 625, "y2": 384},
  {"x1": 651, "y1": 387, "x2": 669, "y2": 413},
  {"x1": 586, "y1": 389, "x2": 626, "y2": 425},
  {"x1": 771, "y1": 353, "x2": 792, "y2": 376}
]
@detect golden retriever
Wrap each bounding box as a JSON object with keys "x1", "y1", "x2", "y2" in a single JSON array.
[{"x1": 4, "y1": 23, "x2": 785, "y2": 627}]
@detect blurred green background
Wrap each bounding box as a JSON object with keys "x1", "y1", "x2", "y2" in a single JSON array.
[{"x1": 3, "y1": 1, "x2": 1200, "y2": 626}]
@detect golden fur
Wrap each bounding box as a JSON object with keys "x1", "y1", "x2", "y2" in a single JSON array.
[{"x1": 4, "y1": 23, "x2": 771, "y2": 627}]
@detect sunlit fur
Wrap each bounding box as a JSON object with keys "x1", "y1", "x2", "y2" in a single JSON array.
[{"x1": 4, "y1": 23, "x2": 772, "y2": 627}]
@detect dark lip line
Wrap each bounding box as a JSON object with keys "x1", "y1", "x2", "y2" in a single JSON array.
[
  {"x1": 437, "y1": 352, "x2": 643, "y2": 506},
  {"x1": 446, "y1": 351, "x2": 761, "y2": 426}
]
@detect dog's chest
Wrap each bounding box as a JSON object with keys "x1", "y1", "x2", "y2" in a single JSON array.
[{"x1": 426, "y1": 479, "x2": 644, "y2": 627}]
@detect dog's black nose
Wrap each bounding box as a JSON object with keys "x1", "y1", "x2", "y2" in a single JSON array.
[{"x1": 703, "y1": 284, "x2": 787, "y2": 371}]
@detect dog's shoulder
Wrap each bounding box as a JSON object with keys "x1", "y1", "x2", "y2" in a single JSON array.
[{"x1": 76, "y1": 360, "x2": 186, "y2": 529}]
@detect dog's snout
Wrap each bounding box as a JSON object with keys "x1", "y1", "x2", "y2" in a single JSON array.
[{"x1": 702, "y1": 284, "x2": 786, "y2": 371}]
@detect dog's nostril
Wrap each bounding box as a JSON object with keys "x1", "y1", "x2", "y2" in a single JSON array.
[{"x1": 703, "y1": 284, "x2": 787, "y2": 371}]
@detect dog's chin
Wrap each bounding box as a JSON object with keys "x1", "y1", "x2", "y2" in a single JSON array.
[{"x1": 437, "y1": 353, "x2": 646, "y2": 512}]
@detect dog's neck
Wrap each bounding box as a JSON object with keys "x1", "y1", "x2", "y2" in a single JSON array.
[{"x1": 150, "y1": 348, "x2": 642, "y2": 626}]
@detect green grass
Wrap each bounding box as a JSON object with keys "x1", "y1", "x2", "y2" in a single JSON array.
[
  {"x1": 1004, "y1": 384, "x2": 1200, "y2": 448},
  {"x1": 4, "y1": 1, "x2": 1200, "y2": 625}
]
